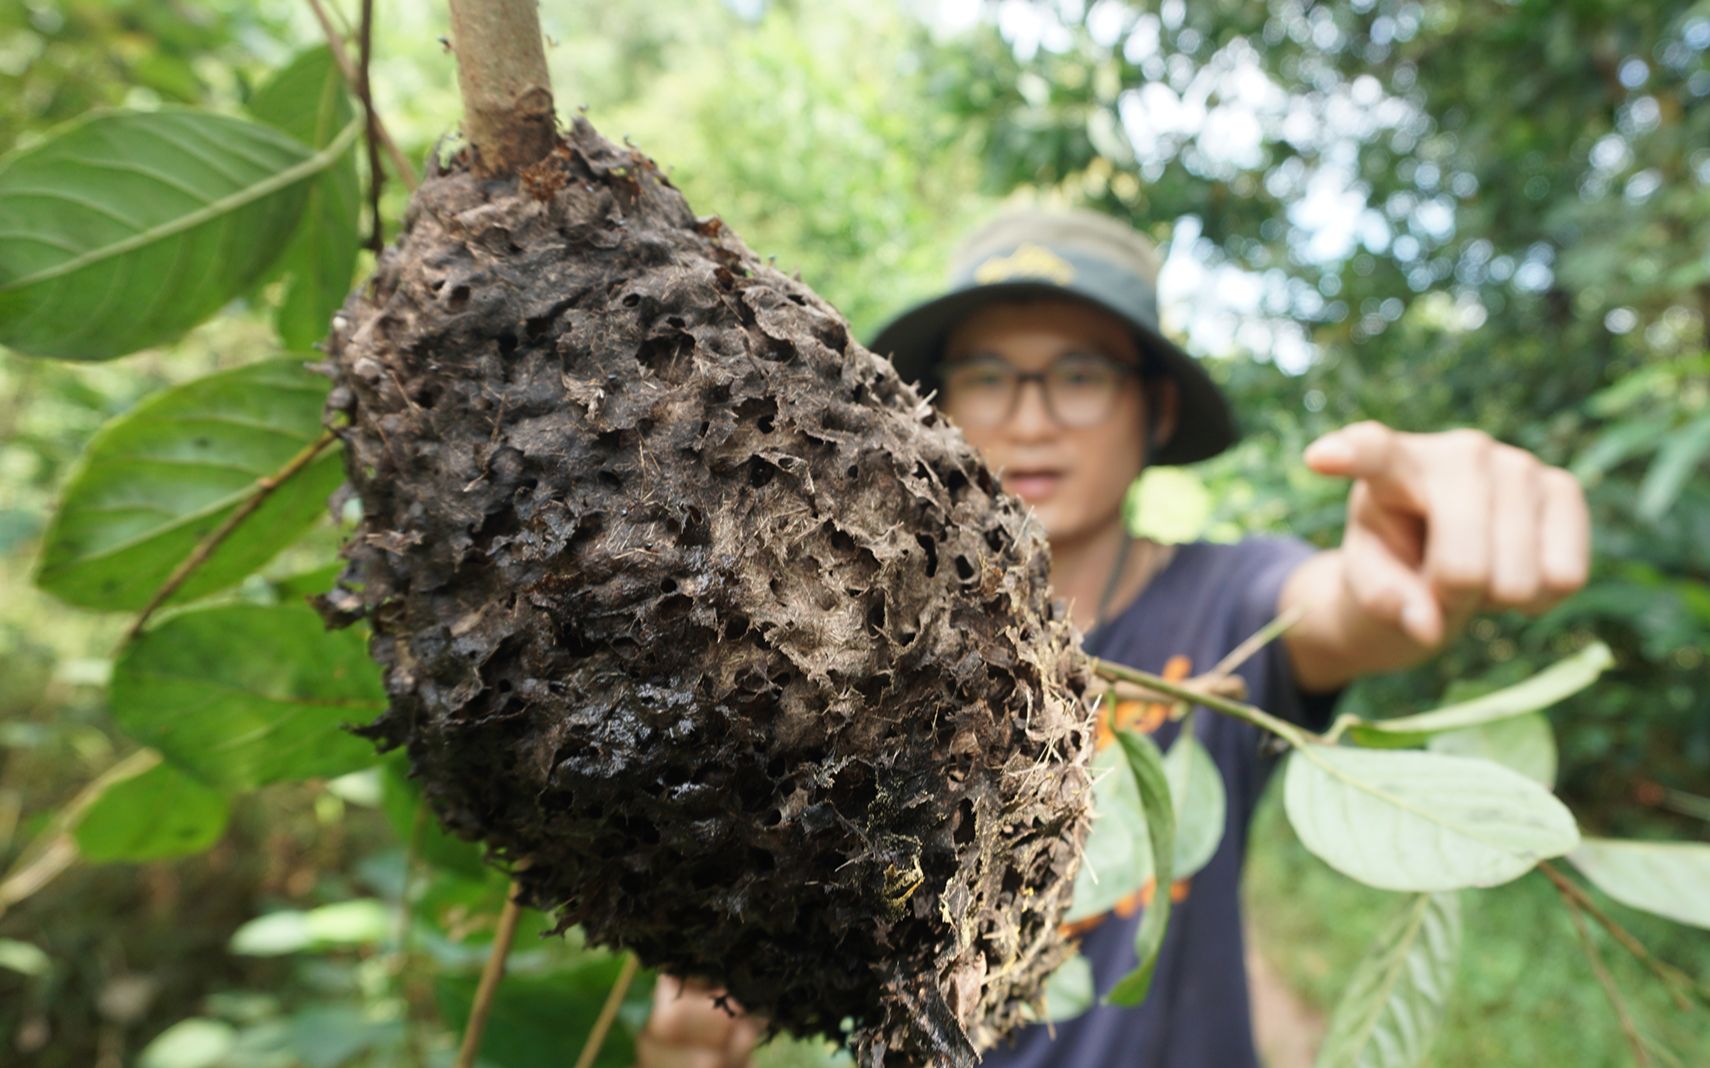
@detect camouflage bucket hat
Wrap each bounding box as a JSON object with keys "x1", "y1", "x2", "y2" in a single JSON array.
[{"x1": 868, "y1": 206, "x2": 1238, "y2": 466}]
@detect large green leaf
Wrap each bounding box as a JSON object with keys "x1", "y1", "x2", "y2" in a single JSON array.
[
  {"x1": 1038, "y1": 954, "x2": 1094, "y2": 1023},
  {"x1": 1163, "y1": 731, "x2": 1225, "y2": 881},
  {"x1": 0, "y1": 107, "x2": 359, "y2": 360},
  {"x1": 109, "y1": 603, "x2": 384, "y2": 790},
  {"x1": 1349, "y1": 642, "x2": 1612, "y2": 745},
  {"x1": 1426, "y1": 711, "x2": 1557, "y2": 788},
  {"x1": 72, "y1": 758, "x2": 230, "y2": 861},
  {"x1": 34, "y1": 359, "x2": 341, "y2": 612},
  {"x1": 1315, "y1": 893, "x2": 1461, "y2": 1068},
  {"x1": 1283, "y1": 746, "x2": 1578, "y2": 892},
  {"x1": 1066, "y1": 729, "x2": 1225, "y2": 924},
  {"x1": 1106, "y1": 728, "x2": 1174, "y2": 1006},
  {"x1": 1065, "y1": 743, "x2": 1149, "y2": 923},
  {"x1": 247, "y1": 47, "x2": 360, "y2": 350},
  {"x1": 1567, "y1": 838, "x2": 1710, "y2": 930}
]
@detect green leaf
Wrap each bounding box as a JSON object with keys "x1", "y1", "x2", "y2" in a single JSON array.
[
  {"x1": 1350, "y1": 642, "x2": 1612, "y2": 744},
  {"x1": 1064, "y1": 743, "x2": 1149, "y2": 923},
  {"x1": 230, "y1": 899, "x2": 392, "y2": 956},
  {"x1": 1163, "y1": 731, "x2": 1226, "y2": 881},
  {"x1": 1315, "y1": 893, "x2": 1461, "y2": 1068},
  {"x1": 109, "y1": 603, "x2": 385, "y2": 790},
  {"x1": 1038, "y1": 953, "x2": 1094, "y2": 1022},
  {"x1": 1638, "y1": 412, "x2": 1710, "y2": 521},
  {"x1": 1571, "y1": 419, "x2": 1670, "y2": 483},
  {"x1": 0, "y1": 107, "x2": 359, "y2": 360},
  {"x1": 72, "y1": 758, "x2": 230, "y2": 861},
  {"x1": 137, "y1": 1019, "x2": 237, "y2": 1068},
  {"x1": 0, "y1": 938, "x2": 50, "y2": 977},
  {"x1": 1106, "y1": 728, "x2": 1173, "y2": 1006},
  {"x1": 284, "y1": 1006, "x2": 405, "y2": 1068},
  {"x1": 1567, "y1": 838, "x2": 1710, "y2": 930},
  {"x1": 1284, "y1": 746, "x2": 1579, "y2": 891},
  {"x1": 434, "y1": 957, "x2": 642, "y2": 1068},
  {"x1": 1426, "y1": 711, "x2": 1557, "y2": 788},
  {"x1": 1066, "y1": 728, "x2": 1225, "y2": 924},
  {"x1": 247, "y1": 47, "x2": 360, "y2": 350},
  {"x1": 34, "y1": 359, "x2": 341, "y2": 612}
]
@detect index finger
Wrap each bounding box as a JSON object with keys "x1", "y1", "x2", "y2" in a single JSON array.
[{"x1": 1303, "y1": 421, "x2": 1428, "y2": 513}]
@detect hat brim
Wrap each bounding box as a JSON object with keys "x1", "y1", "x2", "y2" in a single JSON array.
[{"x1": 867, "y1": 281, "x2": 1238, "y2": 466}]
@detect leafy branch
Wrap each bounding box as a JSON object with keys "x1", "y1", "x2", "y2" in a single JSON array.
[{"x1": 124, "y1": 429, "x2": 338, "y2": 641}]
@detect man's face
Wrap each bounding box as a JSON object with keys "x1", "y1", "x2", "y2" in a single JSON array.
[{"x1": 940, "y1": 299, "x2": 1174, "y2": 546}]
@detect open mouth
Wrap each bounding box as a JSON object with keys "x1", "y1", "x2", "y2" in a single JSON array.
[{"x1": 1002, "y1": 469, "x2": 1064, "y2": 504}]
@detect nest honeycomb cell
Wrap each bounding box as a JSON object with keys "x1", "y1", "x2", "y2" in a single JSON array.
[{"x1": 322, "y1": 116, "x2": 1096, "y2": 1066}]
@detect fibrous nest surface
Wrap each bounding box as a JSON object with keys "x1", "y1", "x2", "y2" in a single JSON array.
[{"x1": 321, "y1": 116, "x2": 1095, "y2": 1066}]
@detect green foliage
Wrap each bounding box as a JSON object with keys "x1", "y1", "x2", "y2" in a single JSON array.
[
  {"x1": 0, "y1": 108, "x2": 356, "y2": 360},
  {"x1": 1426, "y1": 711, "x2": 1559, "y2": 788},
  {"x1": 1315, "y1": 892, "x2": 1461, "y2": 1068},
  {"x1": 1568, "y1": 838, "x2": 1710, "y2": 931},
  {"x1": 1106, "y1": 728, "x2": 1174, "y2": 1006},
  {"x1": 1345, "y1": 640, "x2": 1614, "y2": 746},
  {"x1": 1284, "y1": 745, "x2": 1579, "y2": 892},
  {"x1": 109, "y1": 603, "x2": 384, "y2": 790},
  {"x1": 71, "y1": 758, "x2": 229, "y2": 862},
  {"x1": 246, "y1": 46, "x2": 361, "y2": 351},
  {"x1": 1247, "y1": 793, "x2": 1710, "y2": 1066},
  {"x1": 1161, "y1": 727, "x2": 1226, "y2": 880},
  {"x1": 34, "y1": 358, "x2": 341, "y2": 611},
  {"x1": 433, "y1": 956, "x2": 645, "y2": 1068},
  {"x1": 3, "y1": 1, "x2": 1708, "y2": 1064}
]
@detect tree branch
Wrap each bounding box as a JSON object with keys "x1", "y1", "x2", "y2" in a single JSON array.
[
  {"x1": 303, "y1": 0, "x2": 418, "y2": 190},
  {"x1": 1539, "y1": 861, "x2": 1705, "y2": 1013},
  {"x1": 1091, "y1": 656, "x2": 1313, "y2": 749},
  {"x1": 1556, "y1": 877, "x2": 1651, "y2": 1067},
  {"x1": 447, "y1": 0, "x2": 556, "y2": 176},
  {"x1": 455, "y1": 883, "x2": 525, "y2": 1068},
  {"x1": 573, "y1": 953, "x2": 640, "y2": 1068}
]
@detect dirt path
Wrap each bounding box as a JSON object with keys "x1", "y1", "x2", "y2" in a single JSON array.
[{"x1": 1246, "y1": 931, "x2": 1328, "y2": 1068}]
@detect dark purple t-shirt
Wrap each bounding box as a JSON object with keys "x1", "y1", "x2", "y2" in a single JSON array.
[{"x1": 983, "y1": 536, "x2": 1341, "y2": 1068}]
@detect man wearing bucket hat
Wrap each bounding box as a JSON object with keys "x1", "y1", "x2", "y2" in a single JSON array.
[{"x1": 638, "y1": 207, "x2": 1591, "y2": 1066}]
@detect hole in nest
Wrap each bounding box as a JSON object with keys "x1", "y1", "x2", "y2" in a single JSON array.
[
  {"x1": 497, "y1": 331, "x2": 518, "y2": 357},
  {"x1": 954, "y1": 555, "x2": 975, "y2": 582},
  {"x1": 914, "y1": 533, "x2": 938, "y2": 577},
  {"x1": 748, "y1": 847, "x2": 777, "y2": 872},
  {"x1": 747, "y1": 456, "x2": 777, "y2": 488},
  {"x1": 953, "y1": 800, "x2": 976, "y2": 846},
  {"x1": 734, "y1": 395, "x2": 777, "y2": 433},
  {"x1": 448, "y1": 284, "x2": 471, "y2": 309},
  {"x1": 621, "y1": 291, "x2": 641, "y2": 308},
  {"x1": 829, "y1": 527, "x2": 855, "y2": 553},
  {"x1": 525, "y1": 314, "x2": 555, "y2": 339},
  {"x1": 597, "y1": 469, "x2": 621, "y2": 489},
  {"x1": 659, "y1": 577, "x2": 678, "y2": 593}
]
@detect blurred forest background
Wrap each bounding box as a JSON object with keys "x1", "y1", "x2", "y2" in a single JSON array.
[{"x1": 1, "y1": 0, "x2": 1707, "y2": 1065}]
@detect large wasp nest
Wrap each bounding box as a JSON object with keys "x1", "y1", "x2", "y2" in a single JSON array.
[{"x1": 321, "y1": 117, "x2": 1096, "y2": 1066}]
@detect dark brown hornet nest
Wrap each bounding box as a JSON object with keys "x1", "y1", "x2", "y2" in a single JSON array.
[{"x1": 319, "y1": 116, "x2": 1096, "y2": 1066}]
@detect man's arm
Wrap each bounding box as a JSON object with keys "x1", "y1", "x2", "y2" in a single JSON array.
[{"x1": 1277, "y1": 422, "x2": 1592, "y2": 695}]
